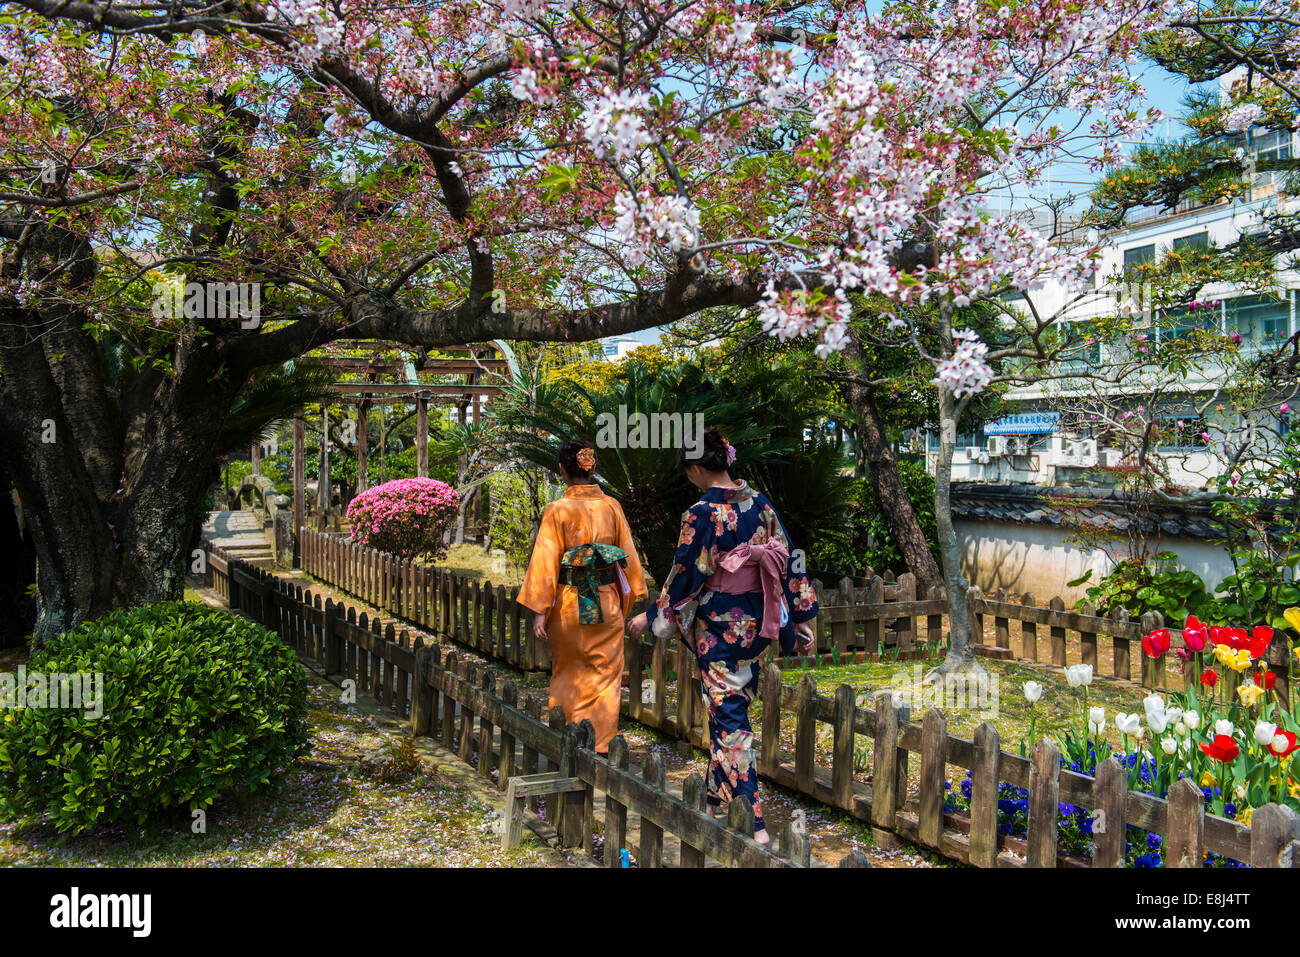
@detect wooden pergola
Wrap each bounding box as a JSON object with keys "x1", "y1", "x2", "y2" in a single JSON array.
[{"x1": 270, "y1": 341, "x2": 509, "y2": 537}]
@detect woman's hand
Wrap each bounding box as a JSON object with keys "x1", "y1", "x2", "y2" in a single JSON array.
[
  {"x1": 533, "y1": 612, "x2": 549, "y2": 643},
  {"x1": 627, "y1": 612, "x2": 649, "y2": 638},
  {"x1": 794, "y1": 622, "x2": 815, "y2": 655}
]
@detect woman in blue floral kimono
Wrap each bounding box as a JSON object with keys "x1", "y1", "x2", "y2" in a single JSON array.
[{"x1": 629, "y1": 429, "x2": 817, "y2": 844}]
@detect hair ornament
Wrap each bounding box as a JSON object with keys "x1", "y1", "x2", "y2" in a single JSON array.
[{"x1": 576, "y1": 447, "x2": 596, "y2": 472}]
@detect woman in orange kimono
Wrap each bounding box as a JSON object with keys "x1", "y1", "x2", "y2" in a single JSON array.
[{"x1": 517, "y1": 441, "x2": 647, "y2": 754}]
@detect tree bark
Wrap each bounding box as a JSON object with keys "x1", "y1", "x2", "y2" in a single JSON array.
[{"x1": 841, "y1": 337, "x2": 943, "y2": 593}]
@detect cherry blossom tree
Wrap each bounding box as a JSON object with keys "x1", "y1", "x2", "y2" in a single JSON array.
[{"x1": 2, "y1": 0, "x2": 1173, "y2": 643}]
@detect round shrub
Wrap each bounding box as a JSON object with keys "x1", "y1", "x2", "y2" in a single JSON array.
[
  {"x1": 0, "y1": 601, "x2": 308, "y2": 833},
  {"x1": 346, "y1": 477, "x2": 459, "y2": 559}
]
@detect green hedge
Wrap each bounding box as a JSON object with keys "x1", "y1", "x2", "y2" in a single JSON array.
[{"x1": 0, "y1": 601, "x2": 308, "y2": 833}]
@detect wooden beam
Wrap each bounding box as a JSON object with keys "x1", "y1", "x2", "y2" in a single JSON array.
[
  {"x1": 292, "y1": 414, "x2": 305, "y2": 549},
  {"x1": 417, "y1": 394, "x2": 429, "y2": 478},
  {"x1": 356, "y1": 401, "x2": 369, "y2": 493}
]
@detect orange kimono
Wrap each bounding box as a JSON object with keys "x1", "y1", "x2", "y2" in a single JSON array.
[{"x1": 517, "y1": 484, "x2": 647, "y2": 752}]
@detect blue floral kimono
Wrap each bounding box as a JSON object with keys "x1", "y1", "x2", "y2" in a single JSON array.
[{"x1": 645, "y1": 481, "x2": 818, "y2": 831}]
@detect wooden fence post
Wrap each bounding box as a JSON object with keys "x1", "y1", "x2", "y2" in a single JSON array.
[
  {"x1": 1020, "y1": 592, "x2": 1037, "y2": 661},
  {"x1": 604, "y1": 736, "x2": 630, "y2": 867},
  {"x1": 410, "y1": 641, "x2": 434, "y2": 737},
  {"x1": 794, "y1": 673, "x2": 817, "y2": 795},
  {"x1": 918, "y1": 708, "x2": 947, "y2": 849},
  {"x1": 640, "y1": 751, "x2": 666, "y2": 866},
  {"x1": 779, "y1": 811, "x2": 811, "y2": 867},
  {"x1": 1078, "y1": 600, "x2": 1098, "y2": 672},
  {"x1": 680, "y1": 773, "x2": 707, "y2": 868},
  {"x1": 1251, "y1": 804, "x2": 1300, "y2": 868},
  {"x1": 1049, "y1": 596, "x2": 1066, "y2": 668},
  {"x1": 477, "y1": 669, "x2": 495, "y2": 780},
  {"x1": 457, "y1": 660, "x2": 475, "y2": 766},
  {"x1": 1140, "y1": 610, "x2": 1163, "y2": 690},
  {"x1": 759, "y1": 663, "x2": 782, "y2": 778},
  {"x1": 832, "y1": 683, "x2": 856, "y2": 811},
  {"x1": 871, "y1": 695, "x2": 900, "y2": 844},
  {"x1": 441, "y1": 651, "x2": 457, "y2": 749},
  {"x1": 1027, "y1": 737, "x2": 1061, "y2": 867},
  {"x1": 323, "y1": 599, "x2": 341, "y2": 676},
  {"x1": 969, "y1": 722, "x2": 1000, "y2": 868},
  {"x1": 1165, "y1": 776, "x2": 1204, "y2": 868},
  {"x1": 556, "y1": 723, "x2": 581, "y2": 848},
  {"x1": 499, "y1": 679, "x2": 518, "y2": 790},
  {"x1": 1090, "y1": 756, "x2": 1127, "y2": 867}
]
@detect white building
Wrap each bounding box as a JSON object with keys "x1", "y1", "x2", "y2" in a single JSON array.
[{"x1": 932, "y1": 119, "x2": 1296, "y2": 490}]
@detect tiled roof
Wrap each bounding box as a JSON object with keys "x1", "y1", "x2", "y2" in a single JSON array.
[{"x1": 948, "y1": 482, "x2": 1270, "y2": 541}]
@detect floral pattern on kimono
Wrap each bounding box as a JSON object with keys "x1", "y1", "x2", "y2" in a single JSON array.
[{"x1": 645, "y1": 481, "x2": 818, "y2": 830}]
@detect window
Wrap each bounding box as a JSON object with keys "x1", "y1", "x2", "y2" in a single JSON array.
[
  {"x1": 601, "y1": 341, "x2": 619, "y2": 357},
  {"x1": 1124, "y1": 244, "x2": 1155, "y2": 268},
  {"x1": 1061, "y1": 319, "x2": 1101, "y2": 365},
  {"x1": 1157, "y1": 416, "x2": 1208, "y2": 450},
  {"x1": 1172, "y1": 232, "x2": 1208, "y2": 251},
  {"x1": 1161, "y1": 303, "x2": 1216, "y2": 341},
  {"x1": 1228, "y1": 294, "x2": 1290, "y2": 347},
  {"x1": 1253, "y1": 129, "x2": 1293, "y2": 164}
]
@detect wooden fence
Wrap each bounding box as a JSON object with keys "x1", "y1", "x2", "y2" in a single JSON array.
[
  {"x1": 205, "y1": 538, "x2": 1300, "y2": 868},
  {"x1": 204, "y1": 542, "x2": 865, "y2": 868}
]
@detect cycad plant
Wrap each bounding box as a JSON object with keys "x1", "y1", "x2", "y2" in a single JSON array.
[{"x1": 492, "y1": 353, "x2": 852, "y2": 577}]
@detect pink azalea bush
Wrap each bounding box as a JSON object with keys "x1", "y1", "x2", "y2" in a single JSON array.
[{"x1": 346, "y1": 478, "x2": 458, "y2": 561}]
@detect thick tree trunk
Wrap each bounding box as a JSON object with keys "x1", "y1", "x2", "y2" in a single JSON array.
[
  {"x1": 0, "y1": 301, "x2": 242, "y2": 643},
  {"x1": 841, "y1": 337, "x2": 943, "y2": 593},
  {"x1": 0, "y1": 468, "x2": 37, "y2": 647}
]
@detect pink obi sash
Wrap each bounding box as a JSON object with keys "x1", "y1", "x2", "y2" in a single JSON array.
[{"x1": 705, "y1": 540, "x2": 789, "y2": 640}]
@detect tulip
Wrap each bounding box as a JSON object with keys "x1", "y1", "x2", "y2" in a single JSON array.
[
  {"x1": 1200, "y1": 669, "x2": 1219, "y2": 688},
  {"x1": 1088, "y1": 706, "x2": 1106, "y2": 736},
  {"x1": 1142, "y1": 628, "x2": 1170, "y2": 658},
  {"x1": 1165, "y1": 707, "x2": 1183, "y2": 727},
  {"x1": 1143, "y1": 693, "x2": 1164, "y2": 718},
  {"x1": 1258, "y1": 670, "x2": 1276, "y2": 690},
  {"x1": 1184, "y1": 710, "x2": 1200, "y2": 728},
  {"x1": 1201, "y1": 770, "x2": 1218, "y2": 787},
  {"x1": 1284, "y1": 607, "x2": 1300, "y2": 633},
  {"x1": 1161, "y1": 735, "x2": 1178, "y2": 755},
  {"x1": 1116, "y1": 712, "x2": 1142, "y2": 735},
  {"x1": 1200, "y1": 735, "x2": 1241, "y2": 763},
  {"x1": 1270, "y1": 730, "x2": 1299, "y2": 758},
  {"x1": 1174, "y1": 721, "x2": 1189, "y2": 737},
  {"x1": 1182, "y1": 615, "x2": 1208, "y2": 651},
  {"x1": 1254, "y1": 720, "x2": 1279, "y2": 747},
  {"x1": 1238, "y1": 681, "x2": 1266, "y2": 707},
  {"x1": 1148, "y1": 710, "x2": 1169, "y2": 734},
  {"x1": 1066, "y1": 664, "x2": 1094, "y2": 687},
  {"x1": 1023, "y1": 681, "x2": 1043, "y2": 703},
  {"x1": 1214, "y1": 718, "x2": 1235, "y2": 737}
]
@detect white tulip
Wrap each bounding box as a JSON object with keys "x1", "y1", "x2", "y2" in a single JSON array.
[
  {"x1": 1164, "y1": 708, "x2": 1182, "y2": 728},
  {"x1": 1088, "y1": 706, "x2": 1106, "y2": 735},
  {"x1": 1254, "y1": 721, "x2": 1279, "y2": 747},
  {"x1": 1273, "y1": 733, "x2": 1290, "y2": 753},
  {"x1": 1174, "y1": 721, "x2": 1188, "y2": 738},
  {"x1": 1023, "y1": 680, "x2": 1043, "y2": 703},
  {"x1": 1214, "y1": 719, "x2": 1235, "y2": 738},
  {"x1": 1066, "y1": 664, "x2": 1094, "y2": 687},
  {"x1": 1161, "y1": 735, "x2": 1178, "y2": 755},
  {"x1": 1143, "y1": 693, "x2": 1165, "y2": 719},
  {"x1": 1234, "y1": 785, "x2": 1247, "y2": 802},
  {"x1": 1183, "y1": 710, "x2": 1199, "y2": 728},
  {"x1": 1148, "y1": 710, "x2": 1169, "y2": 734},
  {"x1": 1116, "y1": 712, "x2": 1142, "y2": 735}
]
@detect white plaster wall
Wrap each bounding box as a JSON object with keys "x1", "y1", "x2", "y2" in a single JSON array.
[{"x1": 956, "y1": 519, "x2": 1236, "y2": 604}]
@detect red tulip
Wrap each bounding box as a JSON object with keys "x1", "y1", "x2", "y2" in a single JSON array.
[
  {"x1": 1247, "y1": 626, "x2": 1274, "y2": 660},
  {"x1": 1182, "y1": 616, "x2": 1208, "y2": 652},
  {"x1": 1269, "y1": 730, "x2": 1299, "y2": 758},
  {"x1": 1142, "y1": 628, "x2": 1170, "y2": 658},
  {"x1": 1258, "y1": 670, "x2": 1276, "y2": 690},
  {"x1": 1200, "y1": 669, "x2": 1219, "y2": 688},
  {"x1": 1200, "y1": 735, "x2": 1240, "y2": 763}
]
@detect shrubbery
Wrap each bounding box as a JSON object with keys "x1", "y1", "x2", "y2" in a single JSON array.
[
  {"x1": 0, "y1": 602, "x2": 308, "y2": 833},
  {"x1": 346, "y1": 477, "x2": 459, "y2": 559}
]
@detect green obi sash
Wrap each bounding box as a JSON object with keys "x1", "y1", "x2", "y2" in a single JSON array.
[{"x1": 559, "y1": 542, "x2": 629, "y2": 624}]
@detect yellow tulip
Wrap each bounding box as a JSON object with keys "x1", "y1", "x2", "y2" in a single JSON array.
[
  {"x1": 1213, "y1": 645, "x2": 1252, "y2": 672},
  {"x1": 1201, "y1": 770, "x2": 1218, "y2": 788},
  {"x1": 1290, "y1": 778, "x2": 1300, "y2": 799},
  {"x1": 1237, "y1": 681, "x2": 1266, "y2": 707},
  {"x1": 1283, "y1": 607, "x2": 1300, "y2": 633}
]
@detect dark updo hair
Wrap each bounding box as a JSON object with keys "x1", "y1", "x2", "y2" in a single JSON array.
[
  {"x1": 557, "y1": 439, "x2": 595, "y2": 478},
  {"x1": 675, "y1": 427, "x2": 730, "y2": 473}
]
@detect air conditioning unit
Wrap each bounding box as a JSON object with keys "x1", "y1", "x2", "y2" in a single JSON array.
[
  {"x1": 965, "y1": 446, "x2": 983, "y2": 459},
  {"x1": 1101, "y1": 449, "x2": 1123, "y2": 467},
  {"x1": 1055, "y1": 437, "x2": 1099, "y2": 468},
  {"x1": 985, "y1": 436, "x2": 1007, "y2": 456},
  {"x1": 1004, "y1": 436, "x2": 1029, "y2": 456},
  {"x1": 976, "y1": 450, "x2": 991, "y2": 464}
]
